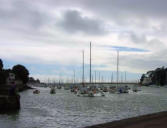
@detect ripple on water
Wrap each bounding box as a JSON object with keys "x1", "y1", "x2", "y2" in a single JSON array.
[{"x1": 1, "y1": 86, "x2": 167, "y2": 128}]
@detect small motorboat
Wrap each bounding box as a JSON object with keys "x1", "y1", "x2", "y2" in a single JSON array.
[
  {"x1": 33, "y1": 89, "x2": 40, "y2": 94},
  {"x1": 64, "y1": 86, "x2": 70, "y2": 90},
  {"x1": 76, "y1": 90, "x2": 95, "y2": 97},
  {"x1": 132, "y1": 85, "x2": 141, "y2": 92},
  {"x1": 100, "y1": 91, "x2": 105, "y2": 96},
  {"x1": 109, "y1": 86, "x2": 117, "y2": 93},
  {"x1": 57, "y1": 85, "x2": 62, "y2": 89},
  {"x1": 103, "y1": 87, "x2": 108, "y2": 92},
  {"x1": 88, "y1": 91, "x2": 94, "y2": 97},
  {"x1": 50, "y1": 87, "x2": 56, "y2": 94}
]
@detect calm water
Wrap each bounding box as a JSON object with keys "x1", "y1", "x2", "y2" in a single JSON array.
[{"x1": 1, "y1": 86, "x2": 167, "y2": 128}]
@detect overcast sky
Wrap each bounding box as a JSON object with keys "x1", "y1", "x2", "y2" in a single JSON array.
[{"x1": 1, "y1": 0, "x2": 167, "y2": 82}]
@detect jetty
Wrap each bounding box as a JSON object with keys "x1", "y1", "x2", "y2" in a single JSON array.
[{"x1": 85, "y1": 111, "x2": 167, "y2": 128}]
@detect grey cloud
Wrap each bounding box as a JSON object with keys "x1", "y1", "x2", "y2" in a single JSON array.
[
  {"x1": 152, "y1": 22, "x2": 167, "y2": 37},
  {"x1": 119, "y1": 32, "x2": 147, "y2": 44},
  {"x1": 119, "y1": 31, "x2": 166, "y2": 49},
  {"x1": 129, "y1": 33, "x2": 147, "y2": 44},
  {"x1": 74, "y1": 0, "x2": 167, "y2": 33},
  {"x1": 83, "y1": 0, "x2": 167, "y2": 20},
  {"x1": 102, "y1": 48, "x2": 167, "y2": 73},
  {"x1": 0, "y1": 0, "x2": 57, "y2": 46},
  {"x1": 120, "y1": 50, "x2": 167, "y2": 72},
  {"x1": 133, "y1": 34, "x2": 166, "y2": 50},
  {"x1": 0, "y1": 0, "x2": 49, "y2": 33},
  {"x1": 57, "y1": 10, "x2": 108, "y2": 35},
  {"x1": 37, "y1": 0, "x2": 167, "y2": 19}
]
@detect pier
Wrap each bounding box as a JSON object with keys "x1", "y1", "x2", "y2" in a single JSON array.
[{"x1": 84, "y1": 111, "x2": 167, "y2": 128}]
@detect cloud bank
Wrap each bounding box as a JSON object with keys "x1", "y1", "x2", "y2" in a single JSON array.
[{"x1": 1, "y1": 0, "x2": 167, "y2": 81}]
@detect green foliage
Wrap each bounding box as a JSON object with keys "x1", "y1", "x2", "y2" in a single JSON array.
[
  {"x1": 0, "y1": 59, "x2": 30, "y2": 85},
  {"x1": 29, "y1": 77, "x2": 40, "y2": 83},
  {"x1": 142, "y1": 67, "x2": 167, "y2": 86},
  {"x1": 0, "y1": 71, "x2": 6, "y2": 84},
  {"x1": 12, "y1": 64, "x2": 29, "y2": 84},
  {"x1": 140, "y1": 74, "x2": 145, "y2": 83},
  {"x1": 36, "y1": 79, "x2": 40, "y2": 83},
  {"x1": 0, "y1": 59, "x2": 3, "y2": 70},
  {"x1": 0, "y1": 59, "x2": 6, "y2": 85}
]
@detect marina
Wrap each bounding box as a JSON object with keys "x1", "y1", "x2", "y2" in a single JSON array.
[
  {"x1": 0, "y1": 85, "x2": 167, "y2": 128},
  {"x1": 1, "y1": 0, "x2": 167, "y2": 128}
]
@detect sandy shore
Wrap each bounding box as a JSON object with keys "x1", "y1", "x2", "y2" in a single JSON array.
[{"x1": 84, "y1": 111, "x2": 167, "y2": 128}]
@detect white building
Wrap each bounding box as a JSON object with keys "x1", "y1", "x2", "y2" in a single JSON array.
[{"x1": 142, "y1": 77, "x2": 152, "y2": 85}]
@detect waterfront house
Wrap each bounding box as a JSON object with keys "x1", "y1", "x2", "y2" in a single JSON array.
[
  {"x1": 6, "y1": 73, "x2": 15, "y2": 85},
  {"x1": 142, "y1": 75, "x2": 152, "y2": 85}
]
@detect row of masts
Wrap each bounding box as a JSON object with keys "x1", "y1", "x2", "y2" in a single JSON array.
[
  {"x1": 90, "y1": 42, "x2": 92, "y2": 83},
  {"x1": 82, "y1": 42, "x2": 126, "y2": 85},
  {"x1": 47, "y1": 71, "x2": 127, "y2": 83},
  {"x1": 47, "y1": 42, "x2": 128, "y2": 84},
  {"x1": 117, "y1": 51, "x2": 119, "y2": 87},
  {"x1": 47, "y1": 74, "x2": 127, "y2": 84},
  {"x1": 82, "y1": 42, "x2": 92, "y2": 84}
]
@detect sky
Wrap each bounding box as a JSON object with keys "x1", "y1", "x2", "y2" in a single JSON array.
[{"x1": 1, "y1": 0, "x2": 167, "y2": 82}]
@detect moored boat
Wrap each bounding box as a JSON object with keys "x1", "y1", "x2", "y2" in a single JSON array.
[
  {"x1": 50, "y1": 87, "x2": 56, "y2": 94},
  {"x1": 33, "y1": 89, "x2": 40, "y2": 94}
]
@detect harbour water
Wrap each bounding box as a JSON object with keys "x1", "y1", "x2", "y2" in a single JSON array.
[{"x1": 1, "y1": 86, "x2": 167, "y2": 128}]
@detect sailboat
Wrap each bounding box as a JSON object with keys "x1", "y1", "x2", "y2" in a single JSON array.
[
  {"x1": 77, "y1": 42, "x2": 106, "y2": 97},
  {"x1": 116, "y1": 51, "x2": 129, "y2": 94},
  {"x1": 57, "y1": 80, "x2": 62, "y2": 89},
  {"x1": 132, "y1": 84, "x2": 141, "y2": 92},
  {"x1": 77, "y1": 49, "x2": 94, "y2": 97},
  {"x1": 109, "y1": 51, "x2": 119, "y2": 94},
  {"x1": 89, "y1": 42, "x2": 105, "y2": 97},
  {"x1": 77, "y1": 50, "x2": 86, "y2": 96},
  {"x1": 132, "y1": 85, "x2": 138, "y2": 92},
  {"x1": 50, "y1": 86, "x2": 56, "y2": 94},
  {"x1": 50, "y1": 81, "x2": 56, "y2": 94},
  {"x1": 109, "y1": 51, "x2": 128, "y2": 94}
]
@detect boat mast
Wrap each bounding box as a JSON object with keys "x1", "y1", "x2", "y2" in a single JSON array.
[
  {"x1": 90, "y1": 42, "x2": 92, "y2": 83},
  {"x1": 99, "y1": 72, "x2": 101, "y2": 83},
  {"x1": 111, "y1": 72, "x2": 113, "y2": 83},
  {"x1": 82, "y1": 50, "x2": 85, "y2": 84},
  {"x1": 95, "y1": 71, "x2": 96, "y2": 84},
  {"x1": 117, "y1": 51, "x2": 119, "y2": 86},
  {"x1": 73, "y1": 69, "x2": 75, "y2": 84},
  {"x1": 125, "y1": 71, "x2": 126, "y2": 82}
]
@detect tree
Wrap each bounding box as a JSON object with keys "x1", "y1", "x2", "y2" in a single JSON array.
[
  {"x1": 0, "y1": 59, "x2": 5, "y2": 84},
  {"x1": 0, "y1": 71, "x2": 6, "y2": 85},
  {"x1": 12, "y1": 65, "x2": 29, "y2": 84},
  {"x1": 143, "y1": 67, "x2": 167, "y2": 86},
  {"x1": 36, "y1": 79, "x2": 40, "y2": 83},
  {"x1": 140, "y1": 74, "x2": 145, "y2": 84},
  {"x1": 0, "y1": 59, "x2": 3, "y2": 71}
]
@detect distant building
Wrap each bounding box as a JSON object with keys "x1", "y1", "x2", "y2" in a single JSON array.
[
  {"x1": 6, "y1": 73, "x2": 15, "y2": 85},
  {"x1": 142, "y1": 77, "x2": 152, "y2": 85},
  {"x1": 6, "y1": 73, "x2": 23, "y2": 86}
]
